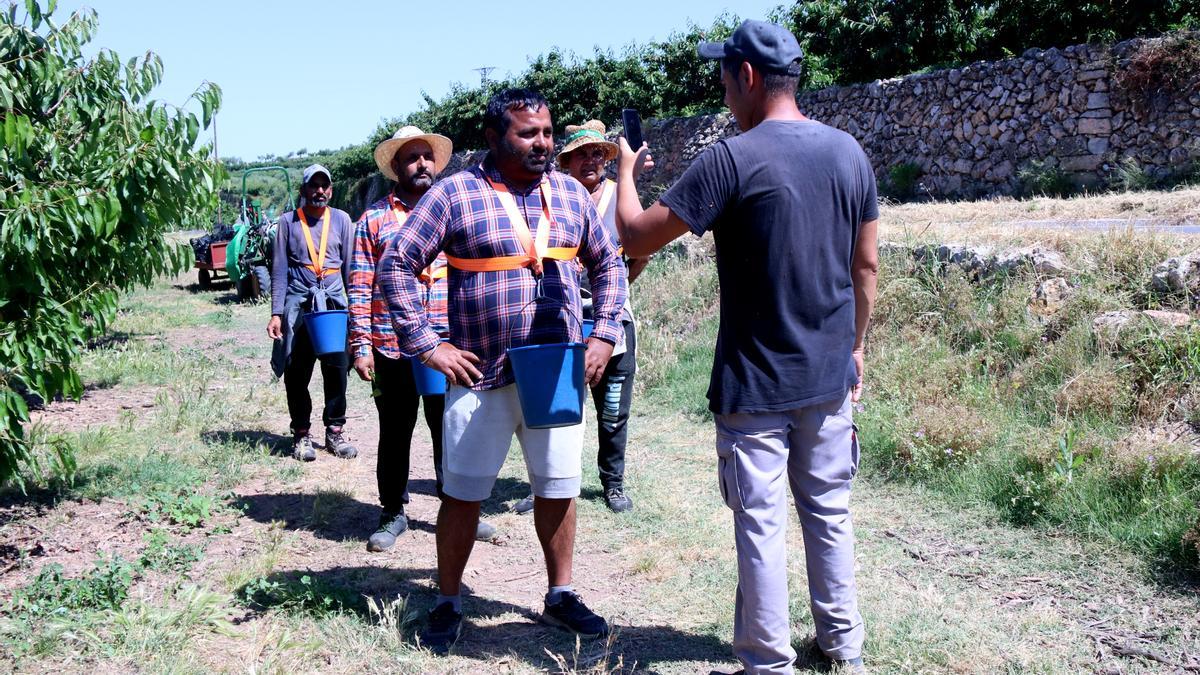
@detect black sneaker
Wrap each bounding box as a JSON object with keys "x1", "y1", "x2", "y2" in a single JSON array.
[
  {"x1": 292, "y1": 430, "x2": 315, "y2": 462},
  {"x1": 542, "y1": 591, "x2": 609, "y2": 637},
  {"x1": 367, "y1": 511, "x2": 408, "y2": 552},
  {"x1": 603, "y1": 486, "x2": 633, "y2": 513},
  {"x1": 420, "y1": 601, "x2": 463, "y2": 655},
  {"x1": 325, "y1": 426, "x2": 358, "y2": 459},
  {"x1": 511, "y1": 494, "x2": 534, "y2": 515}
]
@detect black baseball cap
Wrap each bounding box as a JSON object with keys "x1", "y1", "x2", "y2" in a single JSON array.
[{"x1": 697, "y1": 20, "x2": 803, "y2": 76}]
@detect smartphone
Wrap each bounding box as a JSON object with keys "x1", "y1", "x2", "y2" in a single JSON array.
[{"x1": 621, "y1": 108, "x2": 644, "y2": 151}]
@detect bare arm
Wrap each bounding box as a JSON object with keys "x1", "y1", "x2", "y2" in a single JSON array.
[
  {"x1": 626, "y1": 255, "x2": 651, "y2": 284},
  {"x1": 615, "y1": 137, "x2": 690, "y2": 257},
  {"x1": 850, "y1": 218, "x2": 879, "y2": 402}
]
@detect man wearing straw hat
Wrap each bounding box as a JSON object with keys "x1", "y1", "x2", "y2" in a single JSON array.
[
  {"x1": 267, "y1": 164, "x2": 360, "y2": 462},
  {"x1": 613, "y1": 20, "x2": 879, "y2": 675},
  {"x1": 378, "y1": 88, "x2": 627, "y2": 654},
  {"x1": 511, "y1": 120, "x2": 651, "y2": 515},
  {"x1": 350, "y1": 126, "x2": 497, "y2": 552}
]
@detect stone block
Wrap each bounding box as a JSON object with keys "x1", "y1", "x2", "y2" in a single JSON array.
[
  {"x1": 1077, "y1": 69, "x2": 1107, "y2": 81},
  {"x1": 1087, "y1": 137, "x2": 1110, "y2": 155},
  {"x1": 1077, "y1": 118, "x2": 1112, "y2": 135},
  {"x1": 1060, "y1": 154, "x2": 1104, "y2": 171},
  {"x1": 1086, "y1": 92, "x2": 1110, "y2": 109}
]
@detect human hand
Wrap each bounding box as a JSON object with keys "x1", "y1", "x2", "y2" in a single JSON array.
[
  {"x1": 423, "y1": 343, "x2": 483, "y2": 387},
  {"x1": 633, "y1": 145, "x2": 654, "y2": 181},
  {"x1": 583, "y1": 337, "x2": 615, "y2": 387},
  {"x1": 851, "y1": 347, "x2": 865, "y2": 403},
  {"x1": 352, "y1": 353, "x2": 375, "y2": 382},
  {"x1": 617, "y1": 137, "x2": 651, "y2": 179},
  {"x1": 266, "y1": 315, "x2": 283, "y2": 340}
]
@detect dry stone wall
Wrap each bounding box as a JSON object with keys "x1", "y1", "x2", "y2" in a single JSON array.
[{"x1": 343, "y1": 34, "x2": 1199, "y2": 212}]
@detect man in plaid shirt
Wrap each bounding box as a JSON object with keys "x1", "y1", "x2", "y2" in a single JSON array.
[
  {"x1": 349, "y1": 126, "x2": 498, "y2": 554},
  {"x1": 378, "y1": 88, "x2": 627, "y2": 653}
]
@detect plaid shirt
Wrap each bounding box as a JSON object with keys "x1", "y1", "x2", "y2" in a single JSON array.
[
  {"x1": 378, "y1": 157, "x2": 627, "y2": 390},
  {"x1": 349, "y1": 194, "x2": 448, "y2": 360}
]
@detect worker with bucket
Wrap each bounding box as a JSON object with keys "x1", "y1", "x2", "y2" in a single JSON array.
[
  {"x1": 511, "y1": 119, "x2": 653, "y2": 516},
  {"x1": 267, "y1": 164, "x2": 359, "y2": 462},
  {"x1": 349, "y1": 126, "x2": 497, "y2": 552},
  {"x1": 378, "y1": 88, "x2": 627, "y2": 654}
]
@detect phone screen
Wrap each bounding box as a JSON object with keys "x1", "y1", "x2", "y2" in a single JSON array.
[{"x1": 621, "y1": 108, "x2": 643, "y2": 151}]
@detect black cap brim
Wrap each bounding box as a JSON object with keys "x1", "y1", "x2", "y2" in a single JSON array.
[{"x1": 697, "y1": 41, "x2": 727, "y2": 60}]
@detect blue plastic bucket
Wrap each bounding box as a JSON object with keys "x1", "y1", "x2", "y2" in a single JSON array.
[
  {"x1": 302, "y1": 309, "x2": 348, "y2": 356},
  {"x1": 410, "y1": 357, "x2": 447, "y2": 395},
  {"x1": 581, "y1": 319, "x2": 594, "y2": 339},
  {"x1": 507, "y1": 342, "x2": 587, "y2": 429}
]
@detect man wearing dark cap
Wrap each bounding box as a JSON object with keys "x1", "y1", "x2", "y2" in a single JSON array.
[
  {"x1": 614, "y1": 19, "x2": 879, "y2": 675},
  {"x1": 268, "y1": 164, "x2": 359, "y2": 462}
]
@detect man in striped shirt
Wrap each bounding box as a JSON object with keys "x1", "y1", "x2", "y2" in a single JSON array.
[
  {"x1": 350, "y1": 126, "x2": 497, "y2": 553},
  {"x1": 378, "y1": 89, "x2": 627, "y2": 654}
]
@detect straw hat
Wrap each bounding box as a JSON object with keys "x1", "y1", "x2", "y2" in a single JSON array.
[
  {"x1": 373, "y1": 126, "x2": 454, "y2": 182},
  {"x1": 556, "y1": 120, "x2": 619, "y2": 166}
]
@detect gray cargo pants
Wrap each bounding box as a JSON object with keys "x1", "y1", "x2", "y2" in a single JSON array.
[{"x1": 714, "y1": 390, "x2": 863, "y2": 674}]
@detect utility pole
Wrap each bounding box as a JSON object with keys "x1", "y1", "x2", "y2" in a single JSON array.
[
  {"x1": 473, "y1": 66, "x2": 495, "y2": 86},
  {"x1": 212, "y1": 110, "x2": 222, "y2": 225}
]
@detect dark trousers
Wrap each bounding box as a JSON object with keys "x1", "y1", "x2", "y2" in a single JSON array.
[
  {"x1": 284, "y1": 323, "x2": 348, "y2": 432},
  {"x1": 590, "y1": 321, "x2": 636, "y2": 489},
  {"x1": 373, "y1": 349, "x2": 445, "y2": 514}
]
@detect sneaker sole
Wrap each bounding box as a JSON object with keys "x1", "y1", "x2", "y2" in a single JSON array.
[{"x1": 539, "y1": 612, "x2": 608, "y2": 638}]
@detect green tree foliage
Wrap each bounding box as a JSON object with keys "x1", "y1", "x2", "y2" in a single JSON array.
[
  {"x1": 781, "y1": 0, "x2": 1200, "y2": 86},
  {"x1": 0, "y1": 1, "x2": 222, "y2": 486}
]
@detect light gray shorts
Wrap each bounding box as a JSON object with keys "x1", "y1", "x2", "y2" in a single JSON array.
[{"x1": 441, "y1": 384, "x2": 584, "y2": 501}]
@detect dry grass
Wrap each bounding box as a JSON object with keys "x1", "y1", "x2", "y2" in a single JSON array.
[{"x1": 881, "y1": 185, "x2": 1200, "y2": 238}]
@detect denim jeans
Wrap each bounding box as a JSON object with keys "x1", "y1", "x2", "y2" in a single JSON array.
[
  {"x1": 372, "y1": 349, "x2": 445, "y2": 513},
  {"x1": 590, "y1": 321, "x2": 636, "y2": 489}
]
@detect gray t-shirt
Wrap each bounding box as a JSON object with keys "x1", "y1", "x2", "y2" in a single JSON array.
[
  {"x1": 270, "y1": 207, "x2": 355, "y2": 315},
  {"x1": 660, "y1": 119, "x2": 879, "y2": 415}
]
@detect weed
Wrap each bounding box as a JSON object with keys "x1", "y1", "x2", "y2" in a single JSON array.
[
  {"x1": 1109, "y1": 156, "x2": 1158, "y2": 192},
  {"x1": 883, "y1": 161, "x2": 924, "y2": 201},
  {"x1": 1052, "y1": 427, "x2": 1086, "y2": 483},
  {"x1": 1113, "y1": 33, "x2": 1200, "y2": 114},
  {"x1": 139, "y1": 528, "x2": 204, "y2": 573},
  {"x1": 545, "y1": 632, "x2": 632, "y2": 675},
  {"x1": 364, "y1": 594, "x2": 419, "y2": 637},
  {"x1": 136, "y1": 490, "x2": 217, "y2": 529},
  {"x1": 11, "y1": 555, "x2": 136, "y2": 618},
  {"x1": 239, "y1": 573, "x2": 360, "y2": 617},
  {"x1": 1018, "y1": 159, "x2": 1074, "y2": 198}
]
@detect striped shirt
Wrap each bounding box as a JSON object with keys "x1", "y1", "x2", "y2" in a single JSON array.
[
  {"x1": 378, "y1": 157, "x2": 627, "y2": 390},
  {"x1": 349, "y1": 194, "x2": 448, "y2": 360}
]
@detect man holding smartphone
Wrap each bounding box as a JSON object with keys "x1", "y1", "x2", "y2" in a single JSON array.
[{"x1": 614, "y1": 20, "x2": 880, "y2": 675}]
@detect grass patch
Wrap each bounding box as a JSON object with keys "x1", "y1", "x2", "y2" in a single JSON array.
[{"x1": 636, "y1": 235, "x2": 1200, "y2": 577}]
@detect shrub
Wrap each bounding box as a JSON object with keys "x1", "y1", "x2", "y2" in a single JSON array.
[
  {"x1": 883, "y1": 162, "x2": 924, "y2": 201},
  {"x1": 1018, "y1": 159, "x2": 1075, "y2": 197},
  {"x1": 1113, "y1": 33, "x2": 1200, "y2": 114},
  {"x1": 1109, "y1": 156, "x2": 1158, "y2": 192},
  {"x1": 11, "y1": 556, "x2": 136, "y2": 617}
]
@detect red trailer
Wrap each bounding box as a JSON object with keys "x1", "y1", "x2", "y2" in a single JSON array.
[{"x1": 194, "y1": 240, "x2": 229, "y2": 288}]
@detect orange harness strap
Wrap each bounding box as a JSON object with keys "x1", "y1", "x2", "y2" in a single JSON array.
[
  {"x1": 297, "y1": 208, "x2": 333, "y2": 278},
  {"x1": 445, "y1": 176, "x2": 579, "y2": 274},
  {"x1": 388, "y1": 197, "x2": 444, "y2": 284}
]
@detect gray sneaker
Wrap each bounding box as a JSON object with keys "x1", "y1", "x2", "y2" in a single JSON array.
[
  {"x1": 367, "y1": 510, "x2": 408, "y2": 552},
  {"x1": 511, "y1": 494, "x2": 534, "y2": 515},
  {"x1": 325, "y1": 426, "x2": 358, "y2": 459},
  {"x1": 603, "y1": 486, "x2": 633, "y2": 513},
  {"x1": 292, "y1": 431, "x2": 316, "y2": 462},
  {"x1": 475, "y1": 520, "x2": 497, "y2": 541}
]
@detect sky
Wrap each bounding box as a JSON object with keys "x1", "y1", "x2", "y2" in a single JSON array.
[{"x1": 51, "y1": 0, "x2": 785, "y2": 161}]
